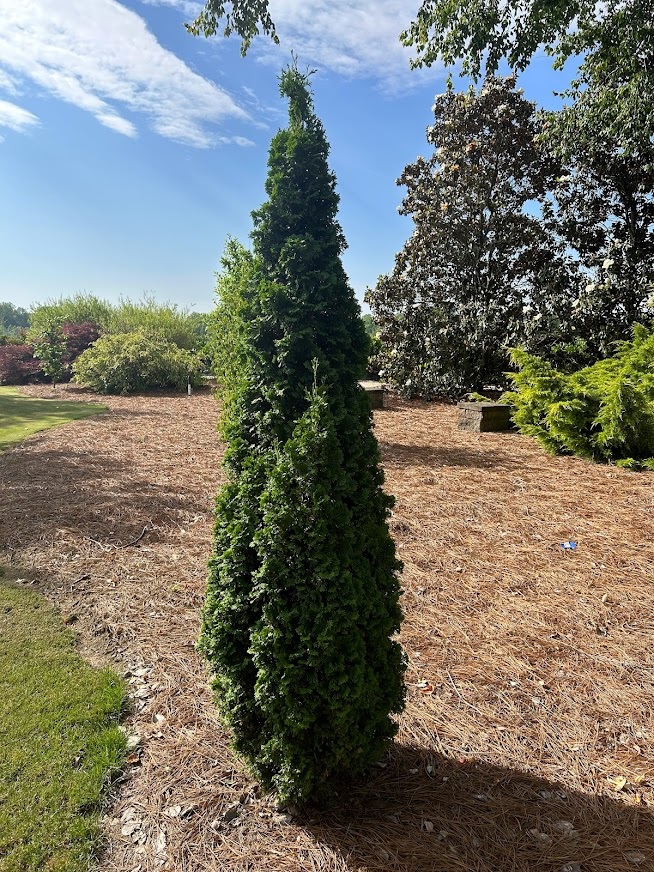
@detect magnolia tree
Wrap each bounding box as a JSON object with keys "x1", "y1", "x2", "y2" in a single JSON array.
[
  {"x1": 367, "y1": 76, "x2": 575, "y2": 398},
  {"x1": 401, "y1": 0, "x2": 654, "y2": 365},
  {"x1": 200, "y1": 66, "x2": 405, "y2": 806}
]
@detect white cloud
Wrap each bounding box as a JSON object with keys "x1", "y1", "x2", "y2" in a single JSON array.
[
  {"x1": 264, "y1": 0, "x2": 442, "y2": 88},
  {"x1": 0, "y1": 69, "x2": 18, "y2": 94},
  {"x1": 96, "y1": 112, "x2": 138, "y2": 137},
  {"x1": 232, "y1": 135, "x2": 255, "y2": 147},
  {"x1": 0, "y1": 0, "x2": 250, "y2": 146},
  {"x1": 141, "y1": 0, "x2": 444, "y2": 87},
  {"x1": 0, "y1": 98, "x2": 40, "y2": 132}
]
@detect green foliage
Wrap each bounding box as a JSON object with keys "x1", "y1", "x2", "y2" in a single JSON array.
[
  {"x1": 29, "y1": 320, "x2": 67, "y2": 387},
  {"x1": 105, "y1": 295, "x2": 203, "y2": 351},
  {"x1": 361, "y1": 313, "x2": 376, "y2": 337},
  {"x1": 30, "y1": 293, "x2": 206, "y2": 351},
  {"x1": 29, "y1": 294, "x2": 112, "y2": 335},
  {"x1": 72, "y1": 331, "x2": 204, "y2": 395},
  {"x1": 403, "y1": 2, "x2": 654, "y2": 171},
  {"x1": 367, "y1": 76, "x2": 573, "y2": 399},
  {"x1": 200, "y1": 66, "x2": 405, "y2": 806},
  {"x1": 538, "y1": 45, "x2": 654, "y2": 358},
  {"x1": 0, "y1": 570, "x2": 125, "y2": 871},
  {"x1": 504, "y1": 324, "x2": 654, "y2": 468},
  {"x1": 247, "y1": 387, "x2": 403, "y2": 803},
  {"x1": 0, "y1": 302, "x2": 29, "y2": 338},
  {"x1": 186, "y1": 0, "x2": 278, "y2": 54},
  {"x1": 205, "y1": 238, "x2": 258, "y2": 396}
]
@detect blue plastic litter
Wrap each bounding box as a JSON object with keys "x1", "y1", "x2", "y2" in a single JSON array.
[{"x1": 561, "y1": 540, "x2": 577, "y2": 550}]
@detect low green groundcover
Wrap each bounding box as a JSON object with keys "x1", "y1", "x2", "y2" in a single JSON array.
[
  {"x1": 0, "y1": 570, "x2": 125, "y2": 871},
  {"x1": 0, "y1": 387, "x2": 106, "y2": 451}
]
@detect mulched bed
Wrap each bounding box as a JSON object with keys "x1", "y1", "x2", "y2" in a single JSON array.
[{"x1": 1, "y1": 385, "x2": 652, "y2": 872}]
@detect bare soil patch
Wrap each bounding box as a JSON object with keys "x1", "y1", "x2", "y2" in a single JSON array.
[{"x1": 1, "y1": 386, "x2": 653, "y2": 871}]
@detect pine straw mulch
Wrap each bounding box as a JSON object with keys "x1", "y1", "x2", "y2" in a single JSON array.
[{"x1": 1, "y1": 384, "x2": 653, "y2": 872}]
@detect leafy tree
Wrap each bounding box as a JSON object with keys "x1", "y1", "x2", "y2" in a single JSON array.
[
  {"x1": 403, "y1": 1, "x2": 654, "y2": 157},
  {"x1": 537, "y1": 45, "x2": 654, "y2": 359},
  {"x1": 186, "y1": 0, "x2": 278, "y2": 53},
  {"x1": 361, "y1": 313, "x2": 377, "y2": 337},
  {"x1": 199, "y1": 66, "x2": 405, "y2": 806},
  {"x1": 0, "y1": 303, "x2": 29, "y2": 338},
  {"x1": 30, "y1": 322, "x2": 67, "y2": 388},
  {"x1": 366, "y1": 76, "x2": 574, "y2": 398}
]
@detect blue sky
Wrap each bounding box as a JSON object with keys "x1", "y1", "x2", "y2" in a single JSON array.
[{"x1": 0, "y1": 0, "x2": 573, "y2": 314}]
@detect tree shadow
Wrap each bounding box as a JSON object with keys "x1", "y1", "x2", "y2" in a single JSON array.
[
  {"x1": 0, "y1": 445, "x2": 203, "y2": 551},
  {"x1": 300, "y1": 744, "x2": 653, "y2": 871},
  {"x1": 379, "y1": 441, "x2": 510, "y2": 470}
]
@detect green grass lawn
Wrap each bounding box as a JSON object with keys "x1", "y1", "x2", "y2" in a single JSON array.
[
  {"x1": 0, "y1": 387, "x2": 107, "y2": 451},
  {"x1": 0, "y1": 569, "x2": 125, "y2": 872}
]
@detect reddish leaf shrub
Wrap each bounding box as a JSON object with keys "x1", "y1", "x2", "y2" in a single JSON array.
[
  {"x1": 0, "y1": 344, "x2": 42, "y2": 385},
  {"x1": 62, "y1": 321, "x2": 100, "y2": 366}
]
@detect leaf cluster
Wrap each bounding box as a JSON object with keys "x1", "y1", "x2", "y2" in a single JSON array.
[
  {"x1": 504, "y1": 324, "x2": 654, "y2": 469},
  {"x1": 185, "y1": 0, "x2": 278, "y2": 54}
]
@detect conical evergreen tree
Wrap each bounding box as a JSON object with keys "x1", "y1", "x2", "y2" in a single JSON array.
[{"x1": 199, "y1": 65, "x2": 405, "y2": 805}]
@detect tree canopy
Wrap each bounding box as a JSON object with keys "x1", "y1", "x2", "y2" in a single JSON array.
[
  {"x1": 403, "y1": 0, "x2": 654, "y2": 155},
  {"x1": 185, "y1": 0, "x2": 277, "y2": 53},
  {"x1": 366, "y1": 76, "x2": 575, "y2": 398}
]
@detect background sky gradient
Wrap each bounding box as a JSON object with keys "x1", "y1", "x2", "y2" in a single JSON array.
[{"x1": 0, "y1": 0, "x2": 574, "y2": 313}]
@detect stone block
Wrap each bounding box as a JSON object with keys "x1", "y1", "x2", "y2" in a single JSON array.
[
  {"x1": 359, "y1": 380, "x2": 385, "y2": 410},
  {"x1": 457, "y1": 402, "x2": 512, "y2": 432}
]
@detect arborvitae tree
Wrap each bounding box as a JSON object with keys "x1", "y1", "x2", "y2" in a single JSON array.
[
  {"x1": 199, "y1": 65, "x2": 405, "y2": 806},
  {"x1": 366, "y1": 76, "x2": 575, "y2": 399}
]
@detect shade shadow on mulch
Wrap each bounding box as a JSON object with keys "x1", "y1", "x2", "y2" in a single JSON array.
[{"x1": 301, "y1": 745, "x2": 653, "y2": 872}]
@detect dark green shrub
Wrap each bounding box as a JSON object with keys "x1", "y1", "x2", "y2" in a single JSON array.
[
  {"x1": 72, "y1": 331, "x2": 204, "y2": 394},
  {"x1": 504, "y1": 324, "x2": 654, "y2": 469},
  {"x1": 199, "y1": 66, "x2": 405, "y2": 806},
  {"x1": 250, "y1": 386, "x2": 404, "y2": 803}
]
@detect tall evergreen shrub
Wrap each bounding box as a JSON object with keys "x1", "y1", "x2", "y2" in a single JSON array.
[{"x1": 200, "y1": 66, "x2": 405, "y2": 805}]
